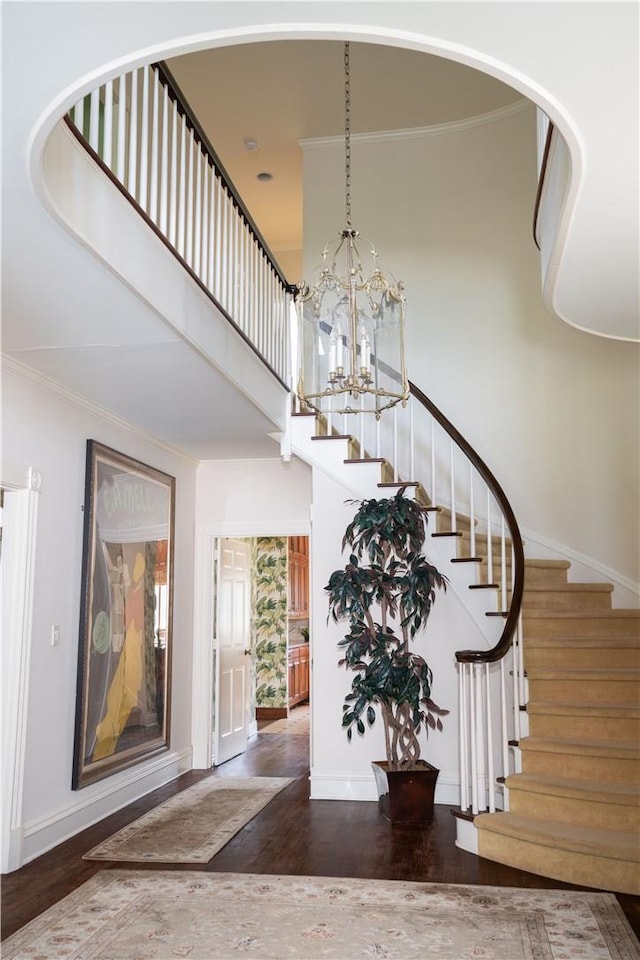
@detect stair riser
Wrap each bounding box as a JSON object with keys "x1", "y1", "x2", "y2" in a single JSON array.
[
  {"x1": 477, "y1": 830, "x2": 640, "y2": 896},
  {"x1": 507, "y1": 787, "x2": 640, "y2": 832},
  {"x1": 522, "y1": 750, "x2": 639, "y2": 783},
  {"x1": 527, "y1": 678, "x2": 640, "y2": 704},
  {"x1": 523, "y1": 617, "x2": 640, "y2": 638},
  {"x1": 524, "y1": 647, "x2": 640, "y2": 669},
  {"x1": 523, "y1": 592, "x2": 612, "y2": 612},
  {"x1": 528, "y1": 714, "x2": 640, "y2": 742},
  {"x1": 524, "y1": 568, "x2": 569, "y2": 587}
]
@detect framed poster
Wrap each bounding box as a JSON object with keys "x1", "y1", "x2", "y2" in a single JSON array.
[{"x1": 72, "y1": 440, "x2": 175, "y2": 789}]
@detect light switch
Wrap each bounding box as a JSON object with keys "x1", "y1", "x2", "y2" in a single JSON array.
[{"x1": 51, "y1": 625, "x2": 61, "y2": 647}]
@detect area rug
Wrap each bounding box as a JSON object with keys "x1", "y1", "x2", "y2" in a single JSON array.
[
  {"x1": 82, "y1": 777, "x2": 293, "y2": 863},
  {"x1": 3, "y1": 870, "x2": 638, "y2": 959},
  {"x1": 261, "y1": 703, "x2": 310, "y2": 735}
]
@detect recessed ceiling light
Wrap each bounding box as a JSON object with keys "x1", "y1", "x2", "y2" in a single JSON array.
[
  {"x1": 244, "y1": 138, "x2": 258, "y2": 151},
  {"x1": 257, "y1": 172, "x2": 273, "y2": 182}
]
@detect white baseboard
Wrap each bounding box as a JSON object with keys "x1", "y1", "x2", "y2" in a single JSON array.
[
  {"x1": 309, "y1": 770, "x2": 460, "y2": 806},
  {"x1": 18, "y1": 747, "x2": 192, "y2": 869}
]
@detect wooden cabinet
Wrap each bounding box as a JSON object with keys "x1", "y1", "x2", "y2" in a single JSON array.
[
  {"x1": 288, "y1": 536, "x2": 309, "y2": 618},
  {"x1": 288, "y1": 644, "x2": 310, "y2": 707}
]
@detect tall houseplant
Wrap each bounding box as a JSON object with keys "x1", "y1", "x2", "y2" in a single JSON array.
[{"x1": 326, "y1": 489, "x2": 448, "y2": 820}]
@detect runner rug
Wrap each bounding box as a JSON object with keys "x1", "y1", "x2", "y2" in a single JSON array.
[
  {"x1": 82, "y1": 777, "x2": 294, "y2": 863},
  {"x1": 3, "y1": 870, "x2": 638, "y2": 959}
]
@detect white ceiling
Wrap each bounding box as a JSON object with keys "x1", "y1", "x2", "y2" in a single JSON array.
[{"x1": 166, "y1": 41, "x2": 522, "y2": 281}]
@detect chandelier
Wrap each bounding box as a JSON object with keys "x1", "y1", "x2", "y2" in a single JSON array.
[{"x1": 295, "y1": 42, "x2": 409, "y2": 418}]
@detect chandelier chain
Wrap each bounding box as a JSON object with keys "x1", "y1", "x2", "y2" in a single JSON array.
[{"x1": 344, "y1": 41, "x2": 352, "y2": 230}]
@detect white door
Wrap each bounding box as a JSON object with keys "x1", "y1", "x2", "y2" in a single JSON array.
[{"x1": 214, "y1": 538, "x2": 251, "y2": 764}]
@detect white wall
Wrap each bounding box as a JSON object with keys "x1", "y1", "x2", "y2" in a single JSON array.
[
  {"x1": 302, "y1": 104, "x2": 640, "y2": 588},
  {"x1": 308, "y1": 468, "x2": 485, "y2": 805},
  {"x1": 1, "y1": 361, "x2": 197, "y2": 865}
]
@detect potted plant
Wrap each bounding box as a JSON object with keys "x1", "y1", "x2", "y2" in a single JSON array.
[{"x1": 326, "y1": 488, "x2": 448, "y2": 822}]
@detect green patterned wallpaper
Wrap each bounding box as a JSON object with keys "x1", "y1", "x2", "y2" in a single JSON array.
[{"x1": 253, "y1": 537, "x2": 288, "y2": 708}]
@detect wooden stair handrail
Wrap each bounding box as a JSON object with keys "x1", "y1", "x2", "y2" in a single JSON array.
[{"x1": 409, "y1": 380, "x2": 525, "y2": 664}]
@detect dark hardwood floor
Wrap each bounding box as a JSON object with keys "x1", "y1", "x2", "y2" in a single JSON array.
[{"x1": 3, "y1": 723, "x2": 639, "y2": 942}]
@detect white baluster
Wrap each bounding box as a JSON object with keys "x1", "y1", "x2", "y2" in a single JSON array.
[
  {"x1": 409, "y1": 398, "x2": 415, "y2": 481},
  {"x1": 103, "y1": 80, "x2": 113, "y2": 170},
  {"x1": 469, "y1": 465, "x2": 476, "y2": 557},
  {"x1": 200, "y1": 156, "x2": 208, "y2": 284},
  {"x1": 470, "y1": 664, "x2": 478, "y2": 815},
  {"x1": 159, "y1": 85, "x2": 169, "y2": 234},
  {"x1": 512, "y1": 631, "x2": 521, "y2": 742},
  {"x1": 431, "y1": 419, "x2": 437, "y2": 508},
  {"x1": 185, "y1": 131, "x2": 195, "y2": 267},
  {"x1": 89, "y1": 88, "x2": 100, "y2": 154},
  {"x1": 450, "y1": 439, "x2": 456, "y2": 532},
  {"x1": 501, "y1": 516, "x2": 507, "y2": 612},
  {"x1": 342, "y1": 413, "x2": 348, "y2": 437},
  {"x1": 486, "y1": 491, "x2": 493, "y2": 584},
  {"x1": 500, "y1": 658, "x2": 509, "y2": 809},
  {"x1": 248, "y1": 238, "x2": 257, "y2": 343},
  {"x1": 127, "y1": 69, "x2": 138, "y2": 199},
  {"x1": 393, "y1": 405, "x2": 398, "y2": 482},
  {"x1": 517, "y1": 614, "x2": 526, "y2": 709},
  {"x1": 376, "y1": 416, "x2": 381, "y2": 459},
  {"x1": 168, "y1": 98, "x2": 178, "y2": 248},
  {"x1": 193, "y1": 146, "x2": 202, "y2": 277},
  {"x1": 207, "y1": 161, "x2": 215, "y2": 286},
  {"x1": 359, "y1": 395, "x2": 365, "y2": 454},
  {"x1": 214, "y1": 178, "x2": 223, "y2": 300},
  {"x1": 459, "y1": 664, "x2": 469, "y2": 812},
  {"x1": 177, "y1": 115, "x2": 187, "y2": 258},
  {"x1": 116, "y1": 76, "x2": 126, "y2": 184},
  {"x1": 138, "y1": 66, "x2": 149, "y2": 212},
  {"x1": 149, "y1": 70, "x2": 160, "y2": 223},
  {"x1": 485, "y1": 663, "x2": 495, "y2": 813},
  {"x1": 73, "y1": 98, "x2": 85, "y2": 134},
  {"x1": 221, "y1": 191, "x2": 230, "y2": 310}
]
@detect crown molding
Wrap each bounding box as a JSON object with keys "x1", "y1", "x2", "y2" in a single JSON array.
[
  {"x1": 2, "y1": 354, "x2": 197, "y2": 465},
  {"x1": 300, "y1": 99, "x2": 530, "y2": 150}
]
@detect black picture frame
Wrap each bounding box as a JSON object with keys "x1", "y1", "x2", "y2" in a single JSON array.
[{"x1": 72, "y1": 440, "x2": 175, "y2": 789}]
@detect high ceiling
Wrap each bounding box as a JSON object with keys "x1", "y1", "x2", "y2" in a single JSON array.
[{"x1": 166, "y1": 41, "x2": 522, "y2": 281}]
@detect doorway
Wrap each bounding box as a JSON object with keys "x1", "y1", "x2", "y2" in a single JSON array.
[{"x1": 211, "y1": 534, "x2": 310, "y2": 768}]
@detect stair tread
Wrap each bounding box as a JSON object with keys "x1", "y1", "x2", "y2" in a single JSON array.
[
  {"x1": 505, "y1": 772, "x2": 640, "y2": 804},
  {"x1": 527, "y1": 700, "x2": 640, "y2": 717},
  {"x1": 524, "y1": 583, "x2": 614, "y2": 593},
  {"x1": 523, "y1": 608, "x2": 640, "y2": 618},
  {"x1": 526, "y1": 666, "x2": 640, "y2": 679},
  {"x1": 521, "y1": 735, "x2": 640, "y2": 757},
  {"x1": 525, "y1": 635, "x2": 640, "y2": 647},
  {"x1": 475, "y1": 811, "x2": 640, "y2": 860}
]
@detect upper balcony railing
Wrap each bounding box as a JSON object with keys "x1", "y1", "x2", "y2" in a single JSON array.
[{"x1": 66, "y1": 61, "x2": 291, "y2": 388}]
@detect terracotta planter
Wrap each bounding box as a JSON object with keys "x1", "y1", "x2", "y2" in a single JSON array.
[{"x1": 371, "y1": 759, "x2": 439, "y2": 823}]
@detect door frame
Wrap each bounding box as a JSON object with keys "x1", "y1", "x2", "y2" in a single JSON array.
[
  {"x1": 192, "y1": 521, "x2": 310, "y2": 771},
  {"x1": 1, "y1": 463, "x2": 41, "y2": 873}
]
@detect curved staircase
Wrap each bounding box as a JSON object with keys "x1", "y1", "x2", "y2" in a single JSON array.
[
  {"x1": 476, "y1": 559, "x2": 640, "y2": 894},
  {"x1": 291, "y1": 401, "x2": 640, "y2": 896}
]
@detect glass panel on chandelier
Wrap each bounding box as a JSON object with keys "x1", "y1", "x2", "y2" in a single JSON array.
[{"x1": 296, "y1": 229, "x2": 408, "y2": 418}]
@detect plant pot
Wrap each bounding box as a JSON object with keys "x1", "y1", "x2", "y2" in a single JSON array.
[{"x1": 371, "y1": 759, "x2": 439, "y2": 823}]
